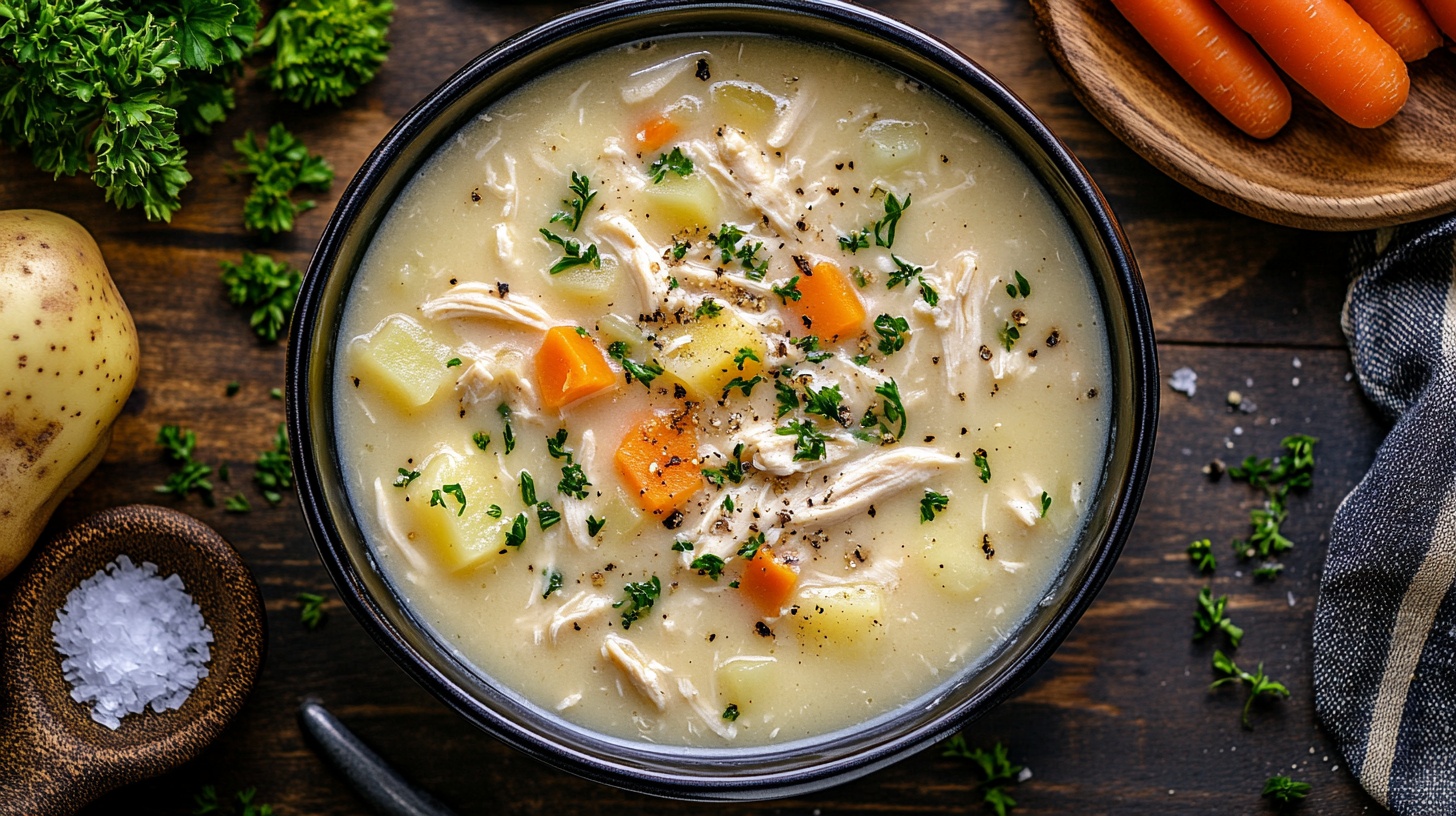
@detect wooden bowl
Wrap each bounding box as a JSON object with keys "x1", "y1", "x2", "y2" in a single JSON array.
[
  {"x1": 0, "y1": 505, "x2": 266, "y2": 816},
  {"x1": 1031, "y1": 0, "x2": 1456, "y2": 231}
]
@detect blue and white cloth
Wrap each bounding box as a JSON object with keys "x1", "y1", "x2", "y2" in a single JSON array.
[{"x1": 1316, "y1": 213, "x2": 1456, "y2": 814}]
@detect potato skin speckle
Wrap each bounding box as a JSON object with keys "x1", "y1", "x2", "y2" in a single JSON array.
[{"x1": 0, "y1": 210, "x2": 139, "y2": 578}]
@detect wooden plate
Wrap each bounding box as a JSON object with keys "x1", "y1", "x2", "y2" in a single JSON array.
[{"x1": 1030, "y1": 0, "x2": 1456, "y2": 231}]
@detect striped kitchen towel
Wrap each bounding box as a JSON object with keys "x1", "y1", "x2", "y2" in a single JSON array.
[{"x1": 1316, "y1": 213, "x2": 1456, "y2": 815}]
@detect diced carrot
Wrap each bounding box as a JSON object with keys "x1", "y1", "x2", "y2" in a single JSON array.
[
  {"x1": 614, "y1": 410, "x2": 702, "y2": 515},
  {"x1": 1420, "y1": 0, "x2": 1456, "y2": 40},
  {"x1": 1214, "y1": 0, "x2": 1409, "y2": 128},
  {"x1": 635, "y1": 115, "x2": 680, "y2": 154},
  {"x1": 738, "y1": 547, "x2": 798, "y2": 617},
  {"x1": 1348, "y1": 0, "x2": 1444, "y2": 60},
  {"x1": 1110, "y1": 0, "x2": 1292, "y2": 138},
  {"x1": 535, "y1": 326, "x2": 617, "y2": 410},
  {"x1": 787, "y1": 261, "x2": 866, "y2": 342}
]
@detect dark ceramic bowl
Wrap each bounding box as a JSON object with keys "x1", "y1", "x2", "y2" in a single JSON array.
[{"x1": 287, "y1": 0, "x2": 1157, "y2": 800}]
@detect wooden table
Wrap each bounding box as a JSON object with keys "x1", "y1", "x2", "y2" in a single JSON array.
[{"x1": 0, "y1": 1, "x2": 1393, "y2": 813}]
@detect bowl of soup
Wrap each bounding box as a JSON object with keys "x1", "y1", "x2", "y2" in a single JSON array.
[{"x1": 287, "y1": 0, "x2": 1156, "y2": 800}]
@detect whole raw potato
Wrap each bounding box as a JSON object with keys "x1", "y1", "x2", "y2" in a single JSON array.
[{"x1": 0, "y1": 211, "x2": 139, "y2": 579}]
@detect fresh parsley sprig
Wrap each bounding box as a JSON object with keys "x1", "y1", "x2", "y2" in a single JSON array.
[
  {"x1": 1194, "y1": 586, "x2": 1243, "y2": 647},
  {"x1": 156, "y1": 425, "x2": 215, "y2": 502},
  {"x1": 233, "y1": 123, "x2": 334, "y2": 236},
  {"x1": 1263, "y1": 776, "x2": 1312, "y2": 806},
  {"x1": 649, "y1": 146, "x2": 694, "y2": 183},
  {"x1": 874, "y1": 314, "x2": 910, "y2": 355},
  {"x1": 297, "y1": 592, "x2": 326, "y2": 630},
  {"x1": 550, "y1": 171, "x2": 597, "y2": 231},
  {"x1": 539, "y1": 228, "x2": 602, "y2": 274},
  {"x1": 606, "y1": 341, "x2": 664, "y2": 388},
  {"x1": 1211, "y1": 649, "x2": 1289, "y2": 728},
  {"x1": 253, "y1": 424, "x2": 293, "y2": 505},
  {"x1": 615, "y1": 576, "x2": 662, "y2": 629},
  {"x1": 942, "y1": 736, "x2": 1023, "y2": 816},
  {"x1": 256, "y1": 0, "x2": 395, "y2": 109},
  {"x1": 1188, "y1": 538, "x2": 1216, "y2": 573},
  {"x1": 220, "y1": 253, "x2": 303, "y2": 344}
]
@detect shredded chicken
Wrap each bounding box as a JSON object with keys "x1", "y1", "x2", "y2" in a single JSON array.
[
  {"x1": 678, "y1": 678, "x2": 737, "y2": 740},
  {"x1": 493, "y1": 223, "x2": 517, "y2": 268},
  {"x1": 545, "y1": 592, "x2": 614, "y2": 644},
  {"x1": 767, "y1": 78, "x2": 818, "y2": 149},
  {"x1": 454, "y1": 345, "x2": 541, "y2": 420},
  {"x1": 691, "y1": 128, "x2": 803, "y2": 237},
  {"x1": 594, "y1": 215, "x2": 683, "y2": 313},
  {"x1": 561, "y1": 430, "x2": 600, "y2": 550},
  {"x1": 421, "y1": 282, "x2": 554, "y2": 331},
  {"x1": 602, "y1": 633, "x2": 672, "y2": 711},
  {"x1": 737, "y1": 420, "x2": 857, "y2": 477},
  {"x1": 777, "y1": 448, "x2": 965, "y2": 529},
  {"x1": 622, "y1": 51, "x2": 709, "y2": 104},
  {"x1": 926, "y1": 250, "x2": 984, "y2": 394}
]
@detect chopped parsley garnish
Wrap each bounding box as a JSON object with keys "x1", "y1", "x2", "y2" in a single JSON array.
[
  {"x1": 486, "y1": 504, "x2": 503, "y2": 518},
  {"x1": 1194, "y1": 586, "x2": 1243, "y2": 647},
  {"x1": 1211, "y1": 649, "x2": 1290, "y2": 728},
  {"x1": 737, "y1": 532, "x2": 765, "y2": 559},
  {"x1": 723, "y1": 495, "x2": 735, "y2": 512},
  {"x1": 649, "y1": 146, "x2": 694, "y2": 183},
  {"x1": 614, "y1": 576, "x2": 662, "y2": 630},
  {"x1": 874, "y1": 379, "x2": 907, "y2": 439},
  {"x1": 839, "y1": 230, "x2": 870, "y2": 253},
  {"x1": 1263, "y1": 776, "x2": 1312, "y2": 805},
  {"x1": 672, "y1": 540, "x2": 695, "y2": 552},
  {"x1": 156, "y1": 425, "x2": 214, "y2": 501},
  {"x1": 1006, "y1": 270, "x2": 1031, "y2": 299},
  {"x1": 886, "y1": 255, "x2": 937, "y2": 306},
  {"x1": 919, "y1": 278, "x2": 940, "y2": 307},
  {"x1": 874, "y1": 313, "x2": 910, "y2": 355},
  {"x1": 791, "y1": 335, "x2": 833, "y2": 363},
  {"x1": 520, "y1": 471, "x2": 537, "y2": 505},
  {"x1": 737, "y1": 240, "x2": 769, "y2": 281},
  {"x1": 709, "y1": 224, "x2": 768, "y2": 279},
  {"x1": 472, "y1": 431, "x2": 491, "y2": 451},
  {"x1": 775, "y1": 380, "x2": 800, "y2": 417},
  {"x1": 973, "y1": 448, "x2": 991, "y2": 483},
  {"x1": 220, "y1": 252, "x2": 303, "y2": 343},
  {"x1": 394, "y1": 467, "x2": 420, "y2": 487},
  {"x1": 1230, "y1": 434, "x2": 1319, "y2": 562},
  {"x1": 446, "y1": 357, "x2": 462, "y2": 368},
  {"x1": 802, "y1": 383, "x2": 849, "y2": 426},
  {"x1": 874, "y1": 191, "x2": 911, "y2": 248},
  {"x1": 722, "y1": 375, "x2": 764, "y2": 399},
  {"x1": 690, "y1": 554, "x2": 726, "y2": 580},
  {"x1": 607, "y1": 341, "x2": 665, "y2": 388},
  {"x1": 998, "y1": 321, "x2": 1021, "y2": 352},
  {"x1": 433, "y1": 483, "x2": 466, "y2": 516},
  {"x1": 498, "y1": 403, "x2": 516, "y2": 454},
  {"x1": 671, "y1": 238, "x2": 690, "y2": 260},
  {"x1": 254, "y1": 424, "x2": 294, "y2": 505},
  {"x1": 505, "y1": 513, "x2": 528, "y2": 548},
  {"x1": 920, "y1": 490, "x2": 949, "y2": 523},
  {"x1": 710, "y1": 223, "x2": 746, "y2": 262},
  {"x1": 771, "y1": 275, "x2": 802, "y2": 305},
  {"x1": 853, "y1": 354, "x2": 871, "y2": 366},
  {"x1": 543, "y1": 570, "x2": 564, "y2": 598},
  {"x1": 852, "y1": 266, "x2": 871, "y2": 288},
  {"x1": 702, "y1": 443, "x2": 748, "y2": 486},
  {"x1": 942, "y1": 736, "x2": 1023, "y2": 816},
  {"x1": 234, "y1": 123, "x2": 335, "y2": 237},
  {"x1": 547, "y1": 429, "x2": 571, "y2": 460},
  {"x1": 1039, "y1": 491, "x2": 1052, "y2": 517},
  {"x1": 539, "y1": 228, "x2": 602, "y2": 275},
  {"x1": 777, "y1": 418, "x2": 830, "y2": 461},
  {"x1": 224, "y1": 494, "x2": 251, "y2": 513},
  {"x1": 588, "y1": 515, "x2": 607, "y2": 536},
  {"x1": 694, "y1": 298, "x2": 723, "y2": 320},
  {"x1": 297, "y1": 592, "x2": 326, "y2": 630},
  {"x1": 733, "y1": 347, "x2": 761, "y2": 370},
  {"x1": 723, "y1": 703, "x2": 740, "y2": 721},
  {"x1": 559, "y1": 463, "x2": 591, "y2": 500},
  {"x1": 549, "y1": 170, "x2": 596, "y2": 231},
  {"x1": 536, "y1": 501, "x2": 561, "y2": 530},
  {"x1": 1188, "y1": 538, "x2": 1216, "y2": 573}
]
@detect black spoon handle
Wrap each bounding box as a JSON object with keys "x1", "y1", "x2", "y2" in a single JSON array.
[{"x1": 298, "y1": 699, "x2": 459, "y2": 816}]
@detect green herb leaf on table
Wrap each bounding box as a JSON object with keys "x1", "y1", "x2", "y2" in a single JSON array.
[
  {"x1": 1263, "y1": 775, "x2": 1312, "y2": 805},
  {"x1": 225, "y1": 494, "x2": 251, "y2": 513},
  {"x1": 233, "y1": 122, "x2": 334, "y2": 236},
  {"x1": 255, "y1": 0, "x2": 394, "y2": 109},
  {"x1": 156, "y1": 425, "x2": 215, "y2": 502},
  {"x1": 1188, "y1": 538, "x2": 1217, "y2": 573},
  {"x1": 220, "y1": 253, "x2": 303, "y2": 343},
  {"x1": 1210, "y1": 649, "x2": 1290, "y2": 728},
  {"x1": 297, "y1": 592, "x2": 326, "y2": 630},
  {"x1": 942, "y1": 736, "x2": 1024, "y2": 816},
  {"x1": 253, "y1": 424, "x2": 293, "y2": 505},
  {"x1": 1193, "y1": 586, "x2": 1244, "y2": 647}
]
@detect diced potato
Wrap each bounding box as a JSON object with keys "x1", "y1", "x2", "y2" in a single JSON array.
[
  {"x1": 656, "y1": 308, "x2": 766, "y2": 399},
  {"x1": 716, "y1": 656, "x2": 780, "y2": 713},
  {"x1": 596, "y1": 313, "x2": 649, "y2": 347},
  {"x1": 595, "y1": 483, "x2": 647, "y2": 549},
  {"x1": 791, "y1": 585, "x2": 885, "y2": 650},
  {"x1": 920, "y1": 537, "x2": 994, "y2": 597},
  {"x1": 350, "y1": 315, "x2": 451, "y2": 411},
  {"x1": 639, "y1": 174, "x2": 719, "y2": 235},
  {"x1": 861, "y1": 120, "x2": 924, "y2": 172},
  {"x1": 710, "y1": 81, "x2": 781, "y2": 135},
  {"x1": 404, "y1": 449, "x2": 511, "y2": 573},
  {"x1": 553, "y1": 256, "x2": 620, "y2": 302}
]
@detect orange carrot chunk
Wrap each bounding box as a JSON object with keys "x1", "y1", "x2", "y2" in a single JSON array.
[
  {"x1": 1348, "y1": 0, "x2": 1444, "y2": 60},
  {"x1": 738, "y1": 546, "x2": 798, "y2": 617},
  {"x1": 1214, "y1": 0, "x2": 1410, "y2": 128},
  {"x1": 635, "y1": 115, "x2": 680, "y2": 155},
  {"x1": 1111, "y1": 0, "x2": 1292, "y2": 138},
  {"x1": 535, "y1": 326, "x2": 617, "y2": 410},
  {"x1": 1420, "y1": 0, "x2": 1456, "y2": 40},
  {"x1": 614, "y1": 410, "x2": 703, "y2": 515},
  {"x1": 788, "y1": 261, "x2": 866, "y2": 342}
]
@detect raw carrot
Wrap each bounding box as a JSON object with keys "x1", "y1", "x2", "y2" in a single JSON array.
[
  {"x1": 738, "y1": 546, "x2": 798, "y2": 617},
  {"x1": 1214, "y1": 0, "x2": 1410, "y2": 128},
  {"x1": 635, "y1": 115, "x2": 679, "y2": 154},
  {"x1": 614, "y1": 410, "x2": 702, "y2": 515},
  {"x1": 787, "y1": 261, "x2": 865, "y2": 342},
  {"x1": 535, "y1": 326, "x2": 617, "y2": 410},
  {"x1": 1420, "y1": 0, "x2": 1456, "y2": 40},
  {"x1": 1347, "y1": 0, "x2": 1444, "y2": 60},
  {"x1": 1111, "y1": 0, "x2": 1292, "y2": 138}
]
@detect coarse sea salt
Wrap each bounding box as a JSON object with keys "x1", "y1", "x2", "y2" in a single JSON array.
[{"x1": 50, "y1": 555, "x2": 214, "y2": 730}]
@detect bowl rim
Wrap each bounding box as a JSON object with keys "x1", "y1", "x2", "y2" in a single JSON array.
[{"x1": 287, "y1": 0, "x2": 1158, "y2": 800}]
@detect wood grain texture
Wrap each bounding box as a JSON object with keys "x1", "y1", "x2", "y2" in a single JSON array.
[
  {"x1": 1031, "y1": 0, "x2": 1456, "y2": 230},
  {"x1": 0, "y1": 0, "x2": 1394, "y2": 813}
]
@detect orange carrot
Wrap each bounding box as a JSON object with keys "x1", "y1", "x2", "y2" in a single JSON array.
[
  {"x1": 1214, "y1": 0, "x2": 1410, "y2": 128},
  {"x1": 635, "y1": 115, "x2": 679, "y2": 154},
  {"x1": 738, "y1": 546, "x2": 798, "y2": 617},
  {"x1": 1110, "y1": 0, "x2": 1292, "y2": 138},
  {"x1": 614, "y1": 410, "x2": 702, "y2": 515},
  {"x1": 1348, "y1": 0, "x2": 1444, "y2": 60},
  {"x1": 1420, "y1": 0, "x2": 1456, "y2": 40},
  {"x1": 535, "y1": 326, "x2": 617, "y2": 410},
  {"x1": 787, "y1": 261, "x2": 865, "y2": 342}
]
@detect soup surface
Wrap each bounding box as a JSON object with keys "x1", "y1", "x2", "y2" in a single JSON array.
[{"x1": 334, "y1": 35, "x2": 1110, "y2": 745}]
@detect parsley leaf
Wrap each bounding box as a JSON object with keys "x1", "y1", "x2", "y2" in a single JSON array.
[
  {"x1": 772, "y1": 276, "x2": 802, "y2": 305},
  {"x1": 539, "y1": 228, "x2": 602, "y2": 274},
  {"x1": 1263, "y1": 776, "x2": 1312, "y2": 805},
  {"x1": 297, "y1": 592, "x2": 326, "y2": 630},
  {"x1": 776, "y1": 418, "x2": 830, "y2": 461},
  {"x1": 942, "y1": 737, "x2": 1023, "y2": 816},
  {"x1": 723, "y1": 703, "x2": 740, "y2": 721},
  {"x1": 874, "y1": 192, "x2": 911, "y2": 248},
  {"x1": 549, "y1": 170, "x2": 597, "y2": 231},
  {"x1": 156, "y1": 425, "x2": 214, "y2": 502},
  {"x1": 536, "y1": 501, "x2": 561, "y2": 530},
  {"x1": 973, "y1": 448, "x2": 991, "y2": 483},
  {"x1": 737, "y1": 532, "x2": 765, "y2": 559},
  {"x1": 802, "y1": 383, "x2": 849, "y2": 426},
  {"x1": 588, "y1": 515, "x2": 607, "y2": 536},
  {"x1": 1194, "y1": 586, "x2": 1244, "y2": 647},
  {"x1": 1211, "y1": 649, "x2": 1290, "y2": 728},
  {"x1": 614, "y1": 576, "x2": 662, "y2": 629},
  {"x1": 1039, "y1": 491, "x2": 1052, "y2": 517},
  {"x1": 543, "y1": 570, "x2": 564, "y2": 598},
  {"x1": 393, "y1": 467, "x2": 420, "y2": 487},
  {"x1": 1188, "y1": 538, "x2": 1216, "y2": 573},
  {"x1": 255, "y1": 0, "x2": 394, "y2": 109},
  {"x1": 695, "y1": 298, "x2": 723, "y2": 320},
  {"x1": 722, "y1": 375, "x2": 764, "y2": 399},
  {"x1": 1005, "y1": 270, "x2": 1031, "y2": 299},
  {"x1": 875, "y1": 379, "x2": 907, "y2": 439},
  {"x1": 733, "y1": 347, "x2": 760, "y2": 370},
  {"x1": 920, "y1": 490, "x2": 949, "y2": 522},
  {"x1": 649, "y1": 146, "x2": 694, "y2": 183},
  {"x1": 233, "y1": 123, "x2": 334, "y2": 236},
  {"x1": 690, "y1": 554, "x2": 726, "y2": 580},
  {"x1": 519, "y1": 470, "x2": 537, "y2": 505},
  {"x1": 607, "y1": 341, "x2": 664, "y2": 388},
  {"x1": 220, "y1": 252, "x2": 302, "y2": 343},
  {"x1": 253, "y1": 424, "x2": 293, "y2": 505},
  {"x1": 874, "y1": 313, "x2": 910, "y2": 355},
  {"x1": 775, "y1": 379, "x2": 800, "y2": 418},
  {"x1": 505, "y1": 513, "x2": 528, "y2": 548},
  {"x1": 472, "y1": 431, "x2": 491, "y2": 451},
  {"x1": 998, "y1": 321, "x2": 1021, "y2": 352},
  {"x1": 498, "y1": 402, "x2": 516, "y2": 454},
  {"x1": 839, "y1": 230, "x2": 870, "y2": 253}
]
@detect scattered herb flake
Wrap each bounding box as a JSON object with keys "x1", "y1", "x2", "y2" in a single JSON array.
[
  {"x1": 1211, "y1": 649, "x2": 1290, "y2": 728},
  {"x1": 920, "y1": 490, "x2": 949, "y2": 523},
  {"x1": 614, "y1": 576, "x2": 662, "y2": 629},
  {"x1": 588, "y1": 515, "x2": 607, "y2": 536},
  {"x1": 649, "y1": 146, "x2": 694, "y2": 183},
  {"x1": 690, "y1": 554, "x2": 726, "y2": 580},
  {"x1": 297, "y1": 592, "x2": 326, "y2": 630},
  {"x1": 543, "y1": 570, "x2": 564, "y2": 598},
  {"x1": 549, "y1": 170, "x2": 597, "y2": 231},
  {"x1": 1194, "y1": 586, "x2": 1244, "y2": 647},
  {"x1": 505, "y1": 513, "x2": 528, "y2": 548}
]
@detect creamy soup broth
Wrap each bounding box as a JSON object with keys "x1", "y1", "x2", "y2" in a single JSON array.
[{"x1": 333, "y1": 35, "x2": 1110, "y2": 745}]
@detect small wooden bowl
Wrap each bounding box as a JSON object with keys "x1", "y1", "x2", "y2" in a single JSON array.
[
  {"x1": 0, "y1": 505, "x2": 266, "y2": 816},
  {"x1": 1031, "y1": 0, "x2": 1456, "y2": 231}
]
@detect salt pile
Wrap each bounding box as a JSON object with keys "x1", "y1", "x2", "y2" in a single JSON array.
[{"x1": 51, "y1": 555, "x2": 214, "y2": 730}]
